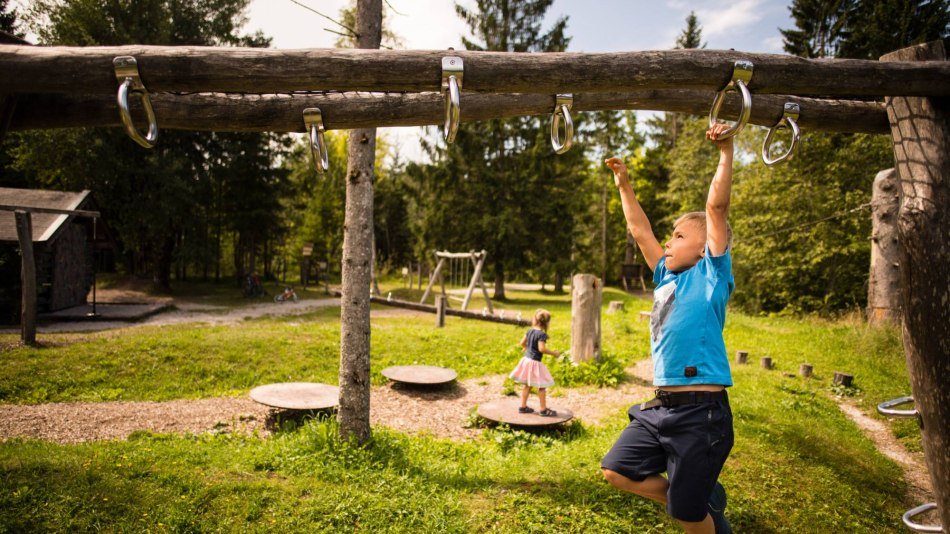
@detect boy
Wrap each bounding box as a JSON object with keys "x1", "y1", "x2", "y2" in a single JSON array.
[{"x1": 600, "y1": 123, "x2": 735, "y2": 534}]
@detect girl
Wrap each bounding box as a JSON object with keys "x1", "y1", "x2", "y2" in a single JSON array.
[{"x1": 509, "y1": 309, "x2": 561, "y2": 416}]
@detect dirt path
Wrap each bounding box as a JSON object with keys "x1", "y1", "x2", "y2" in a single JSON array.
[{"x1": 0, "y1": 371, "x2": 653, "y2": 444}]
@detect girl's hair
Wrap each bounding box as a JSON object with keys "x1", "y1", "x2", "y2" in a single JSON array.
[
  {"x1": 673, "y1": 211, "x2": 733, "y2": 246},
  {"x1": 533, "y1": 309, "x2": 552, "y2": 331}
]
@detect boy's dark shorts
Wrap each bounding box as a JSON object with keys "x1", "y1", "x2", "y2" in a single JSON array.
[{"x1": 601, "y1": 392, "x2": 734, "y2": 522}]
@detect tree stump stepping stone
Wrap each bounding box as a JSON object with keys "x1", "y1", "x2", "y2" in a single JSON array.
[
  {"x1": 381, "y1": 365, "x2": 457, "y2": 386},
  {"x1": 249, "y1": 382, "x2": 339, "y2": 410},
  {"x1": 477, "y1": 397, "x2": 574, "y2": 427}
]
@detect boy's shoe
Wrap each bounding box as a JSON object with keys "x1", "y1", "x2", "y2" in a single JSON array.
[{"x1": 708, "y1": 482, "x2": 731, "y2": 534}]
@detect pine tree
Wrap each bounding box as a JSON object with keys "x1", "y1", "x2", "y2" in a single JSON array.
[
  {"x1": 675, "y1": 11, "x2": 706, "y2": 49},
  {"x1": 780, "y1": 0, "x2": 853, "y2": 58},
  {"x1": 839, "y1": 0, "x2": 950, "y2": 59},
  {"x1": 0, "y1": 0, "x2": 23, "y2": 36}
]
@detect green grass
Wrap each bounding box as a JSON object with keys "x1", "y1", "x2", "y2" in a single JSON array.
[{"x1": 0, "y1": 286, "x2": 919, "y2": 532}]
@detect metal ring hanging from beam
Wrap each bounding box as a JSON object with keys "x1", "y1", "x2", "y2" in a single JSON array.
[
  {"x1": 902, "y1": 503, "x2": 942, "y2": 533},
  {"x1": 550, "y1": 93, "x2": 574, "y2": 154},
  {"x1": 709, "y1": 60, "x2": 753, "y2": 140},
  {"x1": 762, "y1": 102, "x2": 801, "y2": 166},
  {"x1": 113, "y1": 56, "x2": 158, "y2": 148},
  {"x1": 441, "y1": 56, "x2": 463, "y2": 144},
  {"x1": 303, "y1": 107, "x2": 329, "y2": 174},
  {"x1": 877, "y1": 395, "x2": 918, "y2": 418}
]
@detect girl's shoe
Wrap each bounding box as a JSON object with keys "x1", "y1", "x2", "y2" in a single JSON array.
[
  {"x1": 518, "y1": 406, "x2": 534, "y2": 414},
  {"x1": 539, "y1": 408, "x2": 557, "y2": 417}
]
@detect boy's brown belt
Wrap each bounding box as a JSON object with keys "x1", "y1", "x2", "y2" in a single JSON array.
[{"x1": 640, "y1": 390, "x2": 726, "y2": 410}]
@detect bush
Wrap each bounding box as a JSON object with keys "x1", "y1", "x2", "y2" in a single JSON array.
[{"x1": 549, "y1": 352, "x2": 626, "y2": 388}]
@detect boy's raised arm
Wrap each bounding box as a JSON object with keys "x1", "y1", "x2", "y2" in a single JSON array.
[
  {"x1": 705, "y1": 124, "x2": 733, "y2": 257},
  {"x1": 605, "y1": 157, "x2": 664, "y2": 271}
]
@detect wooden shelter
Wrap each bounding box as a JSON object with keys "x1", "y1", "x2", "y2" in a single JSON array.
[{"x1": 0, "y1": 188, "x2": 113, "y2": 317}]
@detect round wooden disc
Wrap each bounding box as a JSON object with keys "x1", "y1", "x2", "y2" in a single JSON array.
[
  {"x1": 477, "y1": 397, "x2": 574, "y2": 426},
  {"x1": 249, "y1": 382, "x2": 339, "y2": 410},
  {"x1": 381, "y1": 365, "x2": 458, "y2": 385}
]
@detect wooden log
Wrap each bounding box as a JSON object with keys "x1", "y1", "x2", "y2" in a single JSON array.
[
  {"x1": 735, "y1": 351, "x2": 748, "y2": 364},
  {"x1": 638, "y1": 311, "x2": 651, "y2": 321},
  {"x1": 607, "y1": 300, "x2": 625, "y2": 314},
  {"x1": 14, "y1": 211, "x2": 36, "y2": 345},
  {"x1": 8, "y1": 90, "x2": 889, "y2": 135},
  {"x1": 868, "y1": 168, "x2": 902, "y2": 324},
  {"x1": 800, "y1": 364, "x2": 813, "y2": 378},
  {"x1": 760, "y1": 357, "x2": 773, "y2": 369},
  {"x1": 832, "y1": 372, "x2": 854, "y2": 388},
  {"x1": 570, "y1": 274, "x2": 602, "y2": 363},
  {"x1": 332, "y1": 290, "x2": 530, "y2": 326},
  {"x1": 882, "y1": 41, "x2": 950, "y2": 529},
  {"x1": 2, "y1": 45, "x2": 949, "y2": 97},
  {"x1": 435, "y1": 295, "x2": 446, "y2": 328}
]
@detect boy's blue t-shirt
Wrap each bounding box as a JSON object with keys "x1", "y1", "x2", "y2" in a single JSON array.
[{"x1": 650, "y1": 244, "x2": 735, "y2": 387}]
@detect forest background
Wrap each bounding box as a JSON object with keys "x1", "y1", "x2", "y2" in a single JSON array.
[{"x1": 1, "y1": 0, "x2": 947, "y2": 320}]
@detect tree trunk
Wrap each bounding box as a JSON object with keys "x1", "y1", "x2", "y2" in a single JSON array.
[
  {"x1": 338, "y1": 0, "x2": 382, "y2": 446},
  {"x1": 867, "y1": 168, "x2": 902, "y2": 325},
  {"x1": 570, "y1": 274, "x2": 602, "y2": 363},
  {"x1": 493, "y1": 260, "x2": 506, "y2": 300},
  {"x1": 881, "y1": 41, "x2": 950, "y2": 529}
]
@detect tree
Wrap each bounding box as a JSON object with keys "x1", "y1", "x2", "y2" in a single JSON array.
[
  {"x1": 338, "y1": 0, "x2": 382, "y2": 445},
  {"x1": 676, "y1": 11, "x2": 706, "y2": 49},
  {"x1": 780, "y1": 0, "x2": 853, "y2": 58},
  {"x1": 0, "y1": 0, "x2": 23, "y2": 36},
  {"x1": 839, "y1": 0, "x2": 950, "y2": 58}
]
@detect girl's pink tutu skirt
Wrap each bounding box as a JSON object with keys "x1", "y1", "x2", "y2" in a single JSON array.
[{"x1": 509, "y1": 357, "x2": 555, "y2": 388}]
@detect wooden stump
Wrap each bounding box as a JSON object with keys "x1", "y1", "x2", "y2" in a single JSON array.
[
  {"x1": 800, "y1": 364, "x2": 813, "y2": 378},
  {"x1": 477, "y1": 398, "x2": 573, "y2": 427},
  {"x1": 607, "y1": 300, "x2": 625, "y2": 314},
  {"x1": 735, "y1": 351, "x2": 748, "y2": 364},
  {"x1": 761, "y1": 357, "x2": 773, "y2": 370},
  {"x1": 570, "y1": 274, "x2": 602, "y2": 363},
  {"x1": 833, "y1": 372, "x2": 854, "y2": 388},
  {"x1": 381, "y1": 365, "x2": 457, "y2": 386},
  {"x1": 638, "y1": 311, "x2": 651, "y2": 322}
]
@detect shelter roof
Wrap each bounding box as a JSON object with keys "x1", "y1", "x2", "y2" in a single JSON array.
[{"x1": 0, "y1": 187, "x2": 91, "y2": 243}]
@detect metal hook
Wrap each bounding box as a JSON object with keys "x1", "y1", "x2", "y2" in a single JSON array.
[
  {"x1": 551, "y1": 94, "x2": 574, "y2": 154},
  {"x1": 441, "y1": 56, "x2": 463, "y2": 144},
  {"x1": 113, "y1": 56, "x2": 158, "y2": 148},
  {"x1": 902, "y1": 503, "x2": 942, "y2": 533},
  {"x1": 303, "y1": 108, "x2": 329, "y2": 174},
  {"x1": 709, "y1": 60, "x2": 753, "y2": 140},
  {"x1": 762, "y1": 102, "x2": 801, "y2": 166}
]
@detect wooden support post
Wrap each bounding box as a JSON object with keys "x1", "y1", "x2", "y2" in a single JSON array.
[
  {"x1": 800, "y1": 364, "x2": 813, "y2": 378},
  {"x1": 570, "y1": 274, "x2": 602, "y2": 363},
  {"x1": 14, "y1": 210, "x2": 36, "y2": 345},
  {"x1": 435, "y1": 295, "x2": 446, "y2": 328},
  {"x1": 419, "y1": 256, "x2": 445, "y2": 304},
  {"x1": 735, "y1": 351, "x2": 748, "y2": 364},
  {"x1": 882, "y1": 41, "x2": 950, "y2": 528},
  {"x1": 868, "y1": 168, "x2": 902, "y2": 325}
]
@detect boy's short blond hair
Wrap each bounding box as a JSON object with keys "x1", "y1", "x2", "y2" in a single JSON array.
[{"x1": 673, "y1": 211, "x2": 733, "y2": 247}]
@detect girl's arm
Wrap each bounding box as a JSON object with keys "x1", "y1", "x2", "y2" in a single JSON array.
[
  {"x1": 537, "y1": 341, "x2": 561, "y2": 357},
  {"x1": 705, "y1": 123, "x2": 733, "y2": 256},
  {"x1": 605, "y1": 157, "x2": 664, "y2": 270}
]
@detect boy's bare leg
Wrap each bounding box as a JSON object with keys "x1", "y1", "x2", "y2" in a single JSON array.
[
  {"x1": 520, "y1": 385, "x2": 530, "y2": 408},
  {"x1": 602, "y1": 469, "x2": 715, "y2": 534},
  {"x1": 538, "y1": 388, "x2": 547, "y2": 411}
]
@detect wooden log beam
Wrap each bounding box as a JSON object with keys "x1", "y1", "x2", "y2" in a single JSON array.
[
  {"x1": 1, "y1": 45, "x2": 948, "y2": 97},
  {"x1": 9, "y1": 90, "x2": 889, "y2": 135},
  {"x1": 882, "y1": 41, "x2": 950, "y2": 529}
]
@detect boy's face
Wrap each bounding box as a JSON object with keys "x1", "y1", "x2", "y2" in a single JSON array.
[{"x1": 664, "y1": 220, "x2": 706, "y2": 271}]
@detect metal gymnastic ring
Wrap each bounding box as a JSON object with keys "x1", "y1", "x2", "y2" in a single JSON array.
[
  {"x1": 708, "y1": 60, "x2": 754, "y2": 140},
  {"x1": 114, "y1": 56, "x2": 158, "y2": 148},
  {"x1": 902, "y1": 503, "x2": 942, "y2": 533},
  {"x1": 762, "y1": 103, "x2": 802, "y2": 166},
  {"x1": 303, "y1": 108, "x2": 329, "y2": 174},
  {"x1": 551, "y1": 94, "x2": 574, "y2": 154},
  {"x1": 441, "y1": 56, "x2": 464, "y2": 144},
  {"x1": 876, "y1": 395, "x2": 918, "y2": 418}
]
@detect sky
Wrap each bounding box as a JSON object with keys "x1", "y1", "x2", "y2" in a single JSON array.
[
  {"x1": 15, "y1": 0, "x2": 795, "y2": 163},
  {"x1": 242, "y1": 0, "x2": 795, "y2": 163}
]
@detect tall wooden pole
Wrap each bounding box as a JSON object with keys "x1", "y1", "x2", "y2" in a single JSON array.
[
  {"x1": 867, "y1": 168, "x2": 901, "y2": 325},
  {"x1": 14, "y1": 211, "x2": 36, "y2": 345},
  {"x1": 338, "y1": 0, "x2": 382, "y2": 445},
  {"x1": 881, "y1": 41, "x2": 950, "y2": 528}
]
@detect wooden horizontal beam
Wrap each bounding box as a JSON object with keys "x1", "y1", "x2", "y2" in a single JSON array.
[
  {"x1": 1, "y1": 45, "x2": 947, "y2": 97},
  {"x1": 9, "y1": 90, "x2": 888, "y2": 135},
  {"x1": 332, "y1": 290, "x2": 530, "y2": 326}
]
